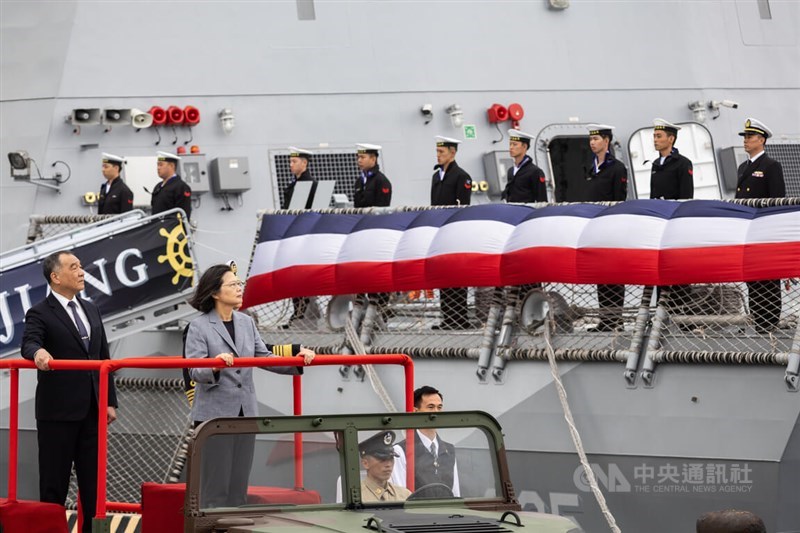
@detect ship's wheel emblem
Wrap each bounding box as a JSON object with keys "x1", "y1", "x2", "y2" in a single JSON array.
[{"x1": 158, "y1": 223, "x2": 193, "y2": 285}]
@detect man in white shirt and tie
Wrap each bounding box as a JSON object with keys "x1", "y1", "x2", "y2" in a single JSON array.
[{"x1": 391, "y1": 386, "x2": 461, "y2": 497}]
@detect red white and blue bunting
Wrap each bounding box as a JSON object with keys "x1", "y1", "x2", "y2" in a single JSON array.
[{"x1": 242, "y1": 201, "x2": 800, "y2": 307}]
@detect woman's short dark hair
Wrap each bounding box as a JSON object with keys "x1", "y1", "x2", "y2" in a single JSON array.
[{"x1": 187, "y1": 264, "x2": 233, "y2": 313}]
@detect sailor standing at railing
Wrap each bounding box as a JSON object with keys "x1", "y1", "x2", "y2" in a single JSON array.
[
  {"x1": 585, "y1": 124, "x2": 628, "y2": 332},
  {"x1": 21, "y1": 250, "x2": 119, "y2": 533},
  {"x1": 281, "y1": 147, "x2": 317, "y2": 328},
  {"x1": 736, "y1": 118, "x2": 786, "y2": 334},
  {"x1": 184, "y1": 262, "x2": 315, "y2": 508},
  {"x1": 430, "y1": 136, "x2": 472, "y2": 330}
]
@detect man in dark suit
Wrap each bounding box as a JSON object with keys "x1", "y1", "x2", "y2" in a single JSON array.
[
  {"x1": 97, "y1": 153, "x2": 133, "y2": 215},
  {"x1": 736, "y1": 118, "x2": 786, "y2": 334},
  {"x1": 22, "y1": 250, "x2": 118, "y2": 533},
  {"x1": 390, "y1": 386, "x2": 460, "y2": 497},
  {"x1": 431, "y1": 136, "x2": 472, "y2": 330},
  {"x1": 151, "y1": 151, "x2": 192, "y2": 219}
]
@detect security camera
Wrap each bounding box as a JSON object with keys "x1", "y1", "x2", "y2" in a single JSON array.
[
  {"x1": 710, "y1": 100, "x2": 739, "y2": 110},
  {"x1": 420, "y1": 104, "x2": 433, "y2": 125},
  {"x1": 8, "y1": 150, "x2": 29, "y2": 172}
]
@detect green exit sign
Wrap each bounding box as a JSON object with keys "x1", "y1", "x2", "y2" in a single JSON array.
[{"x1": 463, "y1": 125, "x2": 477, "y2": 139}]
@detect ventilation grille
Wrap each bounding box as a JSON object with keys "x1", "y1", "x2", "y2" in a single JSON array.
[
  {"x1": 766, "y1": 143, "x2": 800, "y2": 197},
  {"x1": 273, "y1": 150, "x2": 368, "y2": 208}
]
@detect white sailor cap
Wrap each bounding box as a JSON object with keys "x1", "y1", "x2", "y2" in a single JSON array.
[
  {"x1": 653, "y1": 118, "x2": 681, "y2": 135},
  {"x1": 508, "y1": 129, "x2": 535, "y2": 144},
  {"x1": 356, "y1": 143, "x2": 381, "y2": 155},
  {"x1": 288, "y1": 147, "x2": 313, "y2": 159},
  {"x1": 101, "y1": 153, "x2": 124, "y2": 165},
  {"x1": 587, "y1": 124, "x2": 615, "y2": 137},
  {"x1": 435, "y1": 135, "x2": 461, "y2": 148},
  {"x1": 157, "y1": 151, "x2": 181, "y2": 162},
  {"x1": 739, "y1": 118, "x2": 772, "y2": 139}
]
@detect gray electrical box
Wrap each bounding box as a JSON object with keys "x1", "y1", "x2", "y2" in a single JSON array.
[
  {"x1": 181, "y1": 153, "x2": 210, "y2": 195},
  {"x1": 482, "y1": 150, "x2": 513, "y2": 197},
  {"x1": 718, "y1": 146, "x2": 747, "y2": 195},
  {"x1": 209, "y1": 157, "x2": 251, "y2": 194}
]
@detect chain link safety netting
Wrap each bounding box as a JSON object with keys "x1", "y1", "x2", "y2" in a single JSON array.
[
  {"x1": 65, "y1": 378, "x2": 192, "y2": 508},
  {"x1": 246, "y1": 281, "x2": 799, "y2": 366}
]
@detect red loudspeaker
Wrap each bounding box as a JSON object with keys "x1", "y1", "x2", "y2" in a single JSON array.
[
  {"x1": 183, "y1": 106, "x2": 200, "y2": 126},
  {"x1": 508, "y1": 103, "x2": 525, "y2": 121},
  {"x1": 166, "y1": 106, "x2": 185, "y2": 125},
  {"x1": 148, "y1": 106, "x2": 167, "y2": 126},
  {"x1": 487, "y1": 104, "x2": 509, "y2": 123}
]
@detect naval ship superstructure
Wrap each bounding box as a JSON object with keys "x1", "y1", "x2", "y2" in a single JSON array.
[{"x1": 2, "y1": 2, "x2": 800, "y2": 532}]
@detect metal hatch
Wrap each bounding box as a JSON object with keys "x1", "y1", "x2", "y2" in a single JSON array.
[
  {"x1": 532, "y1": 123, "x2": 634, "y2": 203},
  {"x1": 627, "y1": 121, "x2": 722, "y2": 199}
]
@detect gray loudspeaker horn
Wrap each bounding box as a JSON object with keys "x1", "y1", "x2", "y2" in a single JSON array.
[
  {"x1": 130, "y1": 108, "x2": 154, "y2": 129},
  {"x1": 519, "y1": 289, "x2": 574, "y2": 334},
  {"x1": 327, "y1": 294, "x2": 353, "y2": 331},
  {"x1": 102, "y1": 109, "x2": 132, "y2": 125},
  {"x1": 67, "y1": 108, "x2": 101, "y2": 125}
]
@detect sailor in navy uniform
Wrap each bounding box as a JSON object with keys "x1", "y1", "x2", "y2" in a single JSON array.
[
  {"x1": 354, "y1": 143, "x2": 392, "y2": 208},
  {"x1": 501, "y1": 129, "x2": 547, "y2": 203},
  {"x1": 649, "y1": 119, "x2": 693, "y2": 200},
  {"x1": 586, "y1": 124, "x2": 629, "y2": 331},
  {"x1": 649, "y1": 121, "x2": 694, "y2": 318},
  {"x1": 736, "y1": 118, "x2": 785, "y2": 199},
  {"x1": 282, "y1": 147, "x2": 317, "y2": 327},
  {"x1": 736, "y1": 118, "x2": 786, "y2": 333},
  {"x1": 282, "y1": 147, "x2": 317, "y2": 210},
  {"x1": 354, "y1": 144, "x2": 393, "y2": 321},
  {"x1": 97, "y1": 153, "x2": 133, "y2": 215},
  {"x1": 431, "y1": 136, "x2": 472, "y2": 207},
  {"x1": 151, "y1": 151, "x2": 192, "y2": 219},
  {"x1": 431, "y1": 136, "x2": 472, "y2": 330}
]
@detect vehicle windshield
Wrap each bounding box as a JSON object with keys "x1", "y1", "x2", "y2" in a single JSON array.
[{"x1": 190, "y1": 414, "x2": 503, "y2": 512}]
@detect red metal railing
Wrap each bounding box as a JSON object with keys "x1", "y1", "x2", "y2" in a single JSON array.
[{"x1": 0, "y1": 354, "x2": 414, "y2": 527}]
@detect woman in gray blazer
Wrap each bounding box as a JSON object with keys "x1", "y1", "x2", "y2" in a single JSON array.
[{"x1": 185, "y1": 263, "x2": 315, "y2": 508}]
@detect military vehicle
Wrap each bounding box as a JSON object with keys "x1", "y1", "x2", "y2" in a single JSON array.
[{"x1": 182, "y1": 411, "x2": 581, "y2": 533}]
